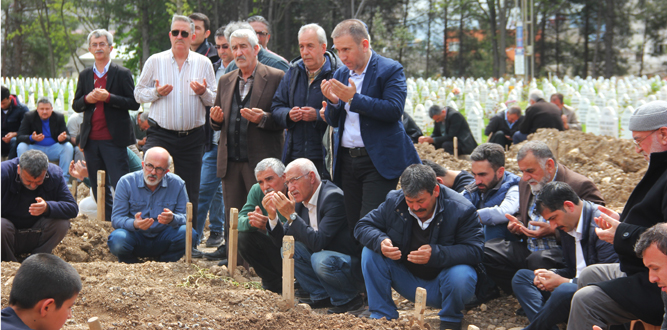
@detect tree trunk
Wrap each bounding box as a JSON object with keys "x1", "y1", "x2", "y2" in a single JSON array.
[
  {"x1": 458, "y1": 0, "x2": 464, "y2": 77},
  {"x1": 398, "y1": 0, "x2": 410, "y2": 64},
  {"x1": 140, "y1": 2, "x2": 150, "y2": 69},
  {"x1": 497, "y1": 0, "x2": 507, "y2": 76},
  {"x1": 426, "y1": 0, "x2": 433, "y2": 77},
  {"x1": 555, "y1": 12, "x2": 560, "y2": 76},
  {"x1": 38, "y1": 0, "x2": 57, "y2": 77},
  {"x1": 582, "y1": 3, "x2": 590, "y2": 77},
  {"x1": 536, "y1": 5, "x2": 547, "y2": 75},
  {"x1": 603, "y1": 0, "x2": 614, "y2": 77},
  {"x1": 592, "y1": 1, "x2": 603, "y2": 77},
  {"x1": 639, "y1": 1, "x2": 647, "y2": 76},
  {"x1": 488, "y1": 0, "x2": 499, "y2": 78},
  {"x1": 9, "y1": 0, "x2": 24, "y2": 77},
  {"x1": 60, "y1": 0, "x2": 81, "y2": 74}
]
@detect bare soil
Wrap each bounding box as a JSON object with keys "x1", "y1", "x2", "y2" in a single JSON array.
[{"x1": 1, "y1": 129, "x2": 645, "y2": 329}]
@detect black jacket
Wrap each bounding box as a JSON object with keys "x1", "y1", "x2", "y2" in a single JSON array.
[
  {"x1": 402, "y1": 112, "x2": 423, "y2": 144},
  {"x1": 484, "y1": 110, "x2": 524, "y2": 138},
  {"x1": 16, "y1": 111, "x2": 70, "y2": 144},
  {"x1": 1, "y1": 95, "x2": 29, "y2": 136},
  {"x1": 194, "y1": 39, "x2": 220, "y2": 64},
  {"x1": 519, "y1": 99, "x2": 564, "y2": 134},
  {"x1": 432, "y1": 108, "x2": 477, "y2": 155}
]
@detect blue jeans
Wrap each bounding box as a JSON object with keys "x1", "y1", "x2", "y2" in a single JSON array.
[
  {"x1": 484, "y1": 224, "x2": 518, "y2": 242},
  {"x1": 195, "y1": 146, "x2": 224, "y2": 243},
  {"x1": 17, "y1": 142, "x2": 73, "y2": 181},
  {"x1": 512, "y1": 269, "x2": 576, "y2": 330},
  {"x1": 107, "y1": 225, "x2": 194, "y2": 263},
  {"x1": 289, "y1": 241, "x2": 362, "y2": 306},
  {"x1": 361, "y1": 247, "x2": 476, "y2": 322},
  {"x1": 512, "y1": 131, "x2": 529, "y2": 144}
]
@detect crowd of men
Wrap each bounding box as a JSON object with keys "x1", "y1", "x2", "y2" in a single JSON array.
[{"x1": 1, "y1": 13, "x2": 666, "y2": 330}]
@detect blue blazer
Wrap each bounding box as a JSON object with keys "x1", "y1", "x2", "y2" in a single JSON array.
[{"x1": 324, "y1": 50, "x2": 421, "y2": 181}]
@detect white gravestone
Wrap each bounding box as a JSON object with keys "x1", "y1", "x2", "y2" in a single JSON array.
[
  {"x1": 620, "y1": 106, "x2": 635, "y2": 139},
  {"x1": 599, "y1": 106, "x2": 618, "y2": 138},
  {"x1": 585, "y1": 105, "x2": 600, "y2": 135}
]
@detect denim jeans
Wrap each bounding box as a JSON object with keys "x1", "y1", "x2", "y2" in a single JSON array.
[
  {"x1": 512, "y1": 131, "x2": 529, "y2": 144},
  {"x1": 484, "y1": 224, "x2": 518, "y2": 242},
  {"x1": 512, "y1": 268, "x2": 575, "y2": 330},
  {"x1": 361, "y1": 247, "x2": 476, "y2": 322},
  {"x1": 195, "y1": 145, "x2": 224, "y2": 242},
  {"x1": 17, "y1": 142, "x2": 73, "y2": 181},
  {"x1": 289, "y1": 241, "x2": 362, "y2": 306},
  {"x1": 107, "y1": 225, "x2": 194, "y2": 263}
]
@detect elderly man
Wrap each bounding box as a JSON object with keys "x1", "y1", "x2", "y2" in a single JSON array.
[
  {"x1": 204, "y1": 28, "x2": 285, "y2": 261},
  {"x1": 1, "y1": 86, "x2": 29, "y2": 159},
  {"x1": 419, "y1": 105, "x2": 478, "y2": 156},
  {"x1": 567, "y1": 101, "x2": 667, "y2": 330},
  {"x1": 322, "y1": 19, "x2": 421, "y2": 237},
  {"x1": 550, "y1": 93, "x2": 581, "y2": 131},
  {"x1": 483, "y1": 141, "x2": 604, "y2": 295},
  {"x1": 189, "y1": 13, "x2": 219, "y2": 64},
  {"x1": 224, "y1": 21, "x2": 289, "y2": 74},
  {"x1": 511, "y1": 182, "x2": 617, "y2": 330},
  {"x1": 73, "y1": 29, "x2": 140, "y2": 222},
  {"x1": 16, "y1": 98, "x2": 73, "y2": 182},
  {"x1": 268, "y1": 158, "x2": 363, "y2": 313},
  {"x1": 355, "y1": 164, "x2": 483, "y2": 330},
  {"x1": 1, "y1": 150, "x2": 77, "y2": 261},
  {"x1": 463, "y1": 143, "x2": 521, "y2": 242},
  {"x1": 272, "y1": 23, "x2": 343, "y2": 179},
  {"x1": 247, "y1": 15, "x2": 288, "y2": 62},
  {"x1": 422, "y1": 159, "x2": 474, "y2": 193},
  {"x1": 134, "y1": 15, "x2": 216, "y2": 232},
  {"x1": 485, "y1": 106, "x2": 523, "y2": 148},
  {"x1": 513, "y1": 90, "x2": 564, "y2": 144},
  {"x1": 107, "y1": 147, "x2": 191, "y2": 263}
]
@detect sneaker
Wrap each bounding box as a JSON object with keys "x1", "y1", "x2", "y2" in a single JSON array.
[
  {"x1": 191, "y1": 248, "x2": 203, "y2": 258},
  {"x1": 203, "y1": 245, "x2": 226, "y2": 261},
  {"x1": 327, "y1": 295, "x2": 364, "y2": 314},
  {"x1": 217, "y1": 259, "x2": 228, "y2": 267},
  {"x1": 299, "y1": 297, "x2": 333, "y2": 309},
  {"x1": 206, "y1": 231, "x2": 224, "y2": 247},
  {"x1": 440, "y1": 321, "x2": 461, "y2": 330}
]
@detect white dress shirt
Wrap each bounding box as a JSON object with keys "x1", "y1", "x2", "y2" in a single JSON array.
[
  {"x1": 408, "y1": 200, "x2": 438, "y2": 230},
  {"x1": 566, "y1": 211, "x2": 586, "y2": 278},
  {"x1": 269, "y1": 182, "x2": 323, "y2": 231},
  {"x1": 340, "y1": 53, "x2": 373, "y2": 148}
]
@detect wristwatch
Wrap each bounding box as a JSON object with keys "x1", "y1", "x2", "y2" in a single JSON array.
[
  {"x1": 347, "y1": 97, "x2": 353, "y2": 105},
  {"x1": 289, "y1": 212, "x2": 298, "y2": 224}
]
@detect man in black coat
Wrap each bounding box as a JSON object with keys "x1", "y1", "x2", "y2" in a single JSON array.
[
  {"x1": 72, "y1": 29, "x2": 140, "y2": 222},
  {"x1": 485, "y1": 106, "x2": 523, "y2": 148},
  {"x1": 567, "y1": 100, "x2": 667, "y2": 330},
  {"x1": 1, "y1": 86, "x2": 29, "y2": 159},
  {"x1": 513, "y1": 90, "x2": 564, "y2": 144},
  {"x1": 419, "y1": 105, "x2": 477, "y2": 156}
]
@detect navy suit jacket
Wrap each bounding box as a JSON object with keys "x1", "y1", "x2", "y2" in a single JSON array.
[{"x1": 324, "y1": 50, "x2": 421, "y2": 182}]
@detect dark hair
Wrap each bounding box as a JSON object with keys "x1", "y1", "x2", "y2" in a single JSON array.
[
  {"x1": 535, "y1": 181, "x2": 580, "y2": 215},
  {"x1": 635, "y1": 223, "x2": 667, "y2": 257},
  {"x1": 9, "y1": 254, "x2": 81, "y2": 309},
  {"x1": 421, "y1": 159, "x2": 447, "y2": 177},
  {"x1": 428, "y1": 105, "x2": 444, "y2": 118},
  {"x1": 470, "y1": 143, "x2": 505, "y2": 170},
  {"x1": 214, "y1": 25, "x2": 226, "y2": 38},
  {"x1": 331, "y1": 19, "x2": 370, "y2": 45},
  {"x1": 189, "y1": 13, "x2": 210, "y2": 32},
  {"x1": 19, "y1": 150, "x2": 49, "y2": 177},
  {"x1": 2, "y1": 86, "x2": 9, "y2": 100},
  {"x1": 551, "y1": 93, "x2": 564, "y2": 103},
  {"x1": 400, "y1": 164, "x2": 437, "y2": 198},
  {"x1": 247, "y1": 15, "x2": 271, "y2": 34},
  {"x1": 517, "y1": 141, "x2": 555, "y2": 163},
  {"x1": 507, "y1": 106, "x2": 521, "y2": 116}
]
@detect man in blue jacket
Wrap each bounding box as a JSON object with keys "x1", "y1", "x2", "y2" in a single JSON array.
[
  {"x1": 272, "y1": 23, "x2": 342, "y2": 179},
  {"x1": 322, "y1": 19, "x2": 421, "y2": 238},
  {"x1": 355, "y1": 164, "x2": 483, "y2": 330},
  {"x1": 1, "y1": 150, "x2": 77, "y2": 261},
  {"x1": 511, "y1": 182, "x2": 617, "y2": 330},
  {"x1": 1, "y1": 86, "x2": 29, "y2": 159}
]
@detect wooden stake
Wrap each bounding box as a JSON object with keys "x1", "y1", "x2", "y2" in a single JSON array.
[
  {"x1": 414, "y1": 287, "x2": 427, "y2": 326},
  {"x1": 228, "y1": 208, "x2": 239, "y2": 276},
  {"x1": 467, "y1": 325, "x2": 480, "y2": 330},
  {"x1": 185, "y1": 202, "x2": 193, "y2": 264},
  {"x1": 282, "y1": 235, "x2": 295, "y2": 307},
  {"x1": 87, "y1": 317, "x2": 102, "y2": 330},
  {"x1": 453, "y1": 137, "x2": 458, "y2": 158},
  {"x1": 96, "y1": 170, "x2": 105, "y2": 222}
]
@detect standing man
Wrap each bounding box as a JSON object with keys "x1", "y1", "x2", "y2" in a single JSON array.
[
  {"x1": 1, "y1": 150, "x2": 77, "y2": 261},
  {"x1": 72, "y1": 29, "x2": 140, "y2": 222},
  {"x1": 322, "y1": 19, "x2": 421, "y2": 237},
  {"x1": 16, "y1": 98, "x2": 73, "y2": 182},
  {"x1": 1, "y1": 86, "x2": 29, "y2": 159},
  {"x1": 419, "y1": 105, "x2": 478, "y2": 156},
  {"x1": 272, "y1": 23, "x2": 342, "y2": 178},
  {"x1": 567, "y1": 101, "x2": 667, "y2": 330},
  {"x1": 550, "y1": 93, "x2": 581, "y2": 131},
  {"x1": 513, "y1": 90, "x2": 564, "y2": 144},
  {"x1": 189, "y1": 13, "x2": 219, "y2": 64},
  {"x1": 247, "y1": 15, "x2": 288, "y2": 62},
  {"x1": 213, "y1": 26, "x2": 234, "y2": 80},
  {"x1": 207, "y1": 28, "x2": 285, "y2": 259},
  {"x1": 223, "y1": 21, "x2": 289, "y2": 74},
  {"x1": 484, "y1": 106, "x2": 523, "y2": 149},
  {"x1": 134, "y1": 14, "x2": 216, "y2": 230}
]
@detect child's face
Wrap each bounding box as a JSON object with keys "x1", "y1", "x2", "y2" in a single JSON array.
[{"x1": 41, "y1": 293, "x2": 78, "y2": 330}]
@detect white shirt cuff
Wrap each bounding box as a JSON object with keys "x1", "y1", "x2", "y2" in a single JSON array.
[{"x1": 269, "y1": 216, "x2": 279, "y2": 230}]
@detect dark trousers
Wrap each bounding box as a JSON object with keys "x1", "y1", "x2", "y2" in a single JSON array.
[
  {"x1": 144, "y1": 126, "x2": 204, "y2": 229},
  {"x1": 482, "y1": 238, "x2": 564, "y2": 294},
  {"x1": 488, "y1": 130, "x2": 512, "y2": 149},
  {"x1": 238, "y1": 231, "x2": 282, "y2": 292},
  {"x1": 221, "y1": 161, "x2": 255, "y2": 242},
  {"x1": 1, "y1": 137, "x2": 18, "y2": 159},
  {"x1": 1, "y1": 217, "x2": 70, "y2": 261},
  {"x1": 84, "y1": 140, "x2": 130, "y2": 222},
  {"x1": 340, "y1": 150, "x2": 399, "y2": 239},
  {"x1": 441, "y1": 141, "x2": 473, "y2": 156}
]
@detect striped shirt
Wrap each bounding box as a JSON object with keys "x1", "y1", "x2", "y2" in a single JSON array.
[{"x1": 134, "y1": 50, "x2": 216, "y2": 131}]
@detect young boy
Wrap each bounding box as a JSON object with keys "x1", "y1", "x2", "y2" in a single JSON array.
[{"x1": 2, "y1": 253, "x2": 82, "y2": 330}]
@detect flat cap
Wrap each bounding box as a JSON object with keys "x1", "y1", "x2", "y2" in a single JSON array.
[{"x1": 629, "y1": 100, "x2": 667, "y2": 131}]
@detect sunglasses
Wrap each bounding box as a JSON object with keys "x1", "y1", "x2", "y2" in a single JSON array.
[
  {"x1": 171, "y1": 30, "x2": 190, "y2": 38},
  {"x1": 255, "y1": 31, "x2": 269, "y2": 37},
  {"x1": 215, "y1": 44, "x2": 229, "y2": 49}
]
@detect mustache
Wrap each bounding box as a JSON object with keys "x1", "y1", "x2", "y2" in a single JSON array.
[
  {"x1": 263, "y1": 187, "x2": 274, "y2": 194},
  {"x1": 147, "y1": 174, "x2": 158, "y2": 180},
  {"x1": 413, "y1": 208, "x2": 427, "y2": 213},
  {"x1": 236, "y1": 55, "x2": 246, "y2": 61}
]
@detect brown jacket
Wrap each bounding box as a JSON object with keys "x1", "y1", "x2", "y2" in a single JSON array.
[{"x1": 211, "y1": 62, "x2": 285, "y2": 178}]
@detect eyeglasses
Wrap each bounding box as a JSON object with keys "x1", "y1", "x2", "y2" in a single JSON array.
[
  {"x1": 255, "y1": 31, "x2": 269, "y2": 37},
  {"x1": 144, "y1": 163, "x2": 167, "y2": 174},
  {"x1": 285, "y1": 175, "x2": 305, "y2": 186},
  {"x1": 215, "y1": 44, "x2": 229, "y2": 49},
  {"x1": 90, "y1": 42, "x2": 108, "y2": 48},
  {"x1": 633, "y1": 129, "x2": 659, "y2": 148},
  {"x1": 171, "y1": 30, "x2": 190, "y2": 38}
]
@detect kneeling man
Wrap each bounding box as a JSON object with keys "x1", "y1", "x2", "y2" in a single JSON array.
[
  {"x1": 108, "y1": 147, "x2": 192, "y2": 263},
  {"x1": 355, "y1": 164, "x2": 483, "y2": 330},
  {"x1": 269, "y1": 158, "x2": 364, "y2": 314}
]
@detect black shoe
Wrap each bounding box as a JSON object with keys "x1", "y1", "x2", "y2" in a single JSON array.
[
  {"x1": 206, "y1": 231, "x2": 224, "y2": 247},
  {"x1": 294, "y1": 288, "x2": 310, "y2": 299},
  {"x1": 516, "y1": 307, "x2": 526, "y2": 316},
  {"x1": 204, "y1": 245, "x2": 226, "y2": 260},
  {"x1": 217, "y1": 259, "x2": 228, "y2": 267},
  {"x1": 327, "y1": 295, "x2": 364, "y2": 314},
  {"x1": 191, "y1": 248, "x2": 203, "y2": 258},
  {"x1": 299, "y1": 297, "x2": 333, "y2": 309},
  {"x1": 440, "y1": 321, "x2": 461, "y2": 330}
]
